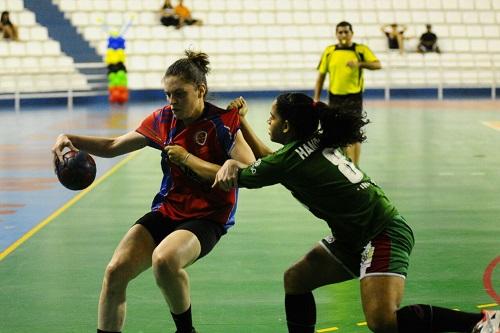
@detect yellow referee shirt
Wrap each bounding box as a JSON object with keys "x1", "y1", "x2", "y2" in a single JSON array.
[{"x1": 317, "y1": 43, "x2": 378, "y2": 95}]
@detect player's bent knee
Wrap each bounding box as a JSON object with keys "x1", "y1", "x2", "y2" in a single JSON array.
[
  {"x1": 365, "y1": 313, "x2": 397, "y2": 333},
  {"x1": 103, "y1": 261, "x2": 134, "y2": 290},
  {"x1": 152, "y1": 250, "x2": 181, "y2": 278},
  {"x1": 366, "y1": 320, "x2": 395, "y2": 333},
  {"x1": 284, "y1": 266, "x2": 308, "y2": 294}
]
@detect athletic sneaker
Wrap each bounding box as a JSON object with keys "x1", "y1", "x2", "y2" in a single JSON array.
[{"x1": 472, "y1": 310, "x2": 500, "y2": 333}]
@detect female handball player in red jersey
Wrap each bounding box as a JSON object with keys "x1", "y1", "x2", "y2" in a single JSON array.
[{"x1": 52, "y1": 50, "x2": 255, "y2": 333}]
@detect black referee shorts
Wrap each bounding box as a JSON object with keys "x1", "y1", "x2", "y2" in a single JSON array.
[
  {"x1": 134, "y1": 211, "x2": 225, "y2": 259},
  {"x1": 328, "y1": 92, "x2": 363, "y2": 111}
]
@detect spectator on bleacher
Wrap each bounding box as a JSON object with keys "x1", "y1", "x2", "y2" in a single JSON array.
[
  {"x1": 174, "y1": 0, "x2": 203, "y2": 28},
  {"x1": 381, "y1": 23, "x2": 407, "y2": 54},
  {"x1": 0, "y1": 11, "x2": 19, "y2": 41},
  {"x1": 159, "y1": 0, "x2": 181, "y2": 28},
  {"x1": 314, "y1": 21, "x2": 381, "y2": 166},
  {"x1": 417, "y1": 24, "x2": 441, "y2": 54}
]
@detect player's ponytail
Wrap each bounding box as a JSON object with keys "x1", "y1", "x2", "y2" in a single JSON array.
[
  {"x1": 164, "y1": 49, "x2": 210, "y2": 97},
  {"x1": 185, "y1": 50, "x2": 210, "y2": 75},
  {"x1": 319, "y1": 99, "x2": 369, "y2": 148}
]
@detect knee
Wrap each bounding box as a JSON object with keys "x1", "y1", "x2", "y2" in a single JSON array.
[
  {"x1": 284, "y1": 249, "x2": 324, "y2": 294},
  {"x1": 365, "y1": 312, "x2": 397, "y2": 333},
  {"x1": 152, "y1": 249, "x2": 180, "y2": 280},
  {"x1": 284, "y1": 266, "x2": 305, "y2": 294},
  {"x1": 103, "y1": 260, "x2": 133, "y2": 291}
]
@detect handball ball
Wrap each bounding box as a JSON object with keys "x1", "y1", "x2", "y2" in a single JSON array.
[{"x1": 55, "y1": 150, "x2": 96, "y2": 190}]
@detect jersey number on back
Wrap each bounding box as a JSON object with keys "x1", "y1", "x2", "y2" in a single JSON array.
[{"x1": 322, "y1": 148, "x2": 364, "y2": 183}]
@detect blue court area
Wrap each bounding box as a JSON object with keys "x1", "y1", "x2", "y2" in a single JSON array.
[
  {"x1": 0, "y1": 97, "x2": 499, "y2": 332},
  {"x1": 0, "y1": 102, "x2": 143, "y2": 255}
]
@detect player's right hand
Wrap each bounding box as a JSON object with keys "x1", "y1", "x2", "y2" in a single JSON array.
[
  {"x1": 213, "y1": 159, "x2": 240, "y2": 191},
  {"x1": 226, "y1": 96, "x2": 248, "y2": 118},
  {"x1": 164, "y1": 145, "x2": 188, "y2": 166},
  {"x1": 51, "y1": 134, "x2": 78, "y2": 163}
]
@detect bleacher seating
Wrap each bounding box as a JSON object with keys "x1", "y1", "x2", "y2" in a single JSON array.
[
  {"x1": 0, "y1": 0, "x2": 89, "y2": 93},
  {"x1": 49, "y1": 0, "x2": 500, "y2": 92},
  {"x1": 1, "y1": 0, "x2": 500, "y2": 95}
]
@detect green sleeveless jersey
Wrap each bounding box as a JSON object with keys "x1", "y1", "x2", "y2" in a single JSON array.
[{"x1": 238, "y1": 135, "x2": 399, "y2": 250}]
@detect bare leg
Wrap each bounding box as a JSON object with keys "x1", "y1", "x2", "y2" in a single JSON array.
[
  {"x1": 284, "y1": 244, "x2": 355, "y2": 333},
  {"x1": 345, "y1": 142, "x2": 361, "y2": 166},
  {"x1": 152, "y1": 229, "x2": 201, "y2": 314},
  {"x1": 98, "y1": 224, "x2": 156, "y2": 331},
  {"x1": 360, "y1": 275, "x2": 405, "y2": 333},
  {"x1": 397, "y1": 34, "x2": 405, "y2": 54},
  {"x1": 285, "y1": 244, "x2": 354, "y2": 293}
]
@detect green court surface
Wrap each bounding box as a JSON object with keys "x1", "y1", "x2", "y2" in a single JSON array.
[{"x1": 0, "y1": 99, "x2": 499, "y2": 333}]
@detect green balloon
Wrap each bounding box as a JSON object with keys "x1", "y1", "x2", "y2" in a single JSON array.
[{"x1": 111, "y1": 76, "x2": 121, "y2": 86}]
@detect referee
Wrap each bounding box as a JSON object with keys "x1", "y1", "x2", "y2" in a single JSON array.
[{"x1": 314, "y1": 21, "x2": 381, "y2": 166}]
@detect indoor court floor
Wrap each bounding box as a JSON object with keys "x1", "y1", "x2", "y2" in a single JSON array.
[{"x1": 0, "y1": 96, "x2": 499, "y2": 333}]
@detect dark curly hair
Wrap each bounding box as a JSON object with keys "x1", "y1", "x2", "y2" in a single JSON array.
[
  {"x1": 275, "y1": 93, "x2": 320, "y2": 141},
  {"x1": 163, "y1": 50, "x2": 210, "y2": 97},
  {"x1": 319, "y1": 98, "x2": 369, "y2": 148},
  {"x1": 274, "y1": 92, "x2": 369, "y2": 148}
]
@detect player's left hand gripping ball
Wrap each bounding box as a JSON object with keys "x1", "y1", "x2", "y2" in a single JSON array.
[{"x1": 55, "y1": 150, "x2": 97, "y2": 190}]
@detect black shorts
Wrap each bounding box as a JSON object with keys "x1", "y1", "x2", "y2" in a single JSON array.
[
  {"x1": 328, "y1": 92, "x2": 363, "y2": 111},
  {"x1": 134, "y1": 211, "x2": 225, "y2": 259},
  {"x1": 161, "y1": 16, "x2": 180, "y2": 27}
]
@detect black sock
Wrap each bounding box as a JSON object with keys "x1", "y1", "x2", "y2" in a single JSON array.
[
  {"x1": 171, "y1": 305, "x2": 194, "y2": 333},
  {"x1": 396, "y1": 304, "x2": 483, "y2": 332},
  {"x1": 97, "y1": 330, "x2": 121, "y2": 333},
  {"x1": 285, "y1": 292, "x2": 316, "y2": 333}
]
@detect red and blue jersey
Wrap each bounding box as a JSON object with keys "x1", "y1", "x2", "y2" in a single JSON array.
[{"x1": 136, "y1": 102, "x2": 240, "y2": 230}]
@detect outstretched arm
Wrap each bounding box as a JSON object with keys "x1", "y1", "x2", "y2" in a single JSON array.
[
  {"x1": 239, "y1": 117, "x2": 274, "y2": 159},
  {"x1": 212, "y1": 159, "x2": 247, "y2": 191},
  {"x1": 51, "y1": 131, "x2": 148, "y2": 162},
  {"x1": 228, "y1": 96, "x2": 274, "y2": 159}
]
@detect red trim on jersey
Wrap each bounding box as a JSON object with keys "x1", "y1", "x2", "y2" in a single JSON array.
[
  {"x1": 136, "y1": 103, "x2": 240, "y2": 226},
  {"x1": 366, "y1": 232, "x2": 392, "y2": 273}
]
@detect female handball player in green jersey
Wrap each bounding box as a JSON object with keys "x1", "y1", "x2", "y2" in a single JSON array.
[
  {"x1": 168, "y1": 93, "x2": 497, "y2": 333},
  {"x1": 206, "y1": 93, "x2": 497, "y2": 333}
]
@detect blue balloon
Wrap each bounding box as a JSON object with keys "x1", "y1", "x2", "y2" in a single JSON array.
[
  {"x1": 116, "y1": 37, "x2": 125, "y2": 49},
  {"x1": 107, "y1": 36, "x2": 126, "y2": 50}
]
